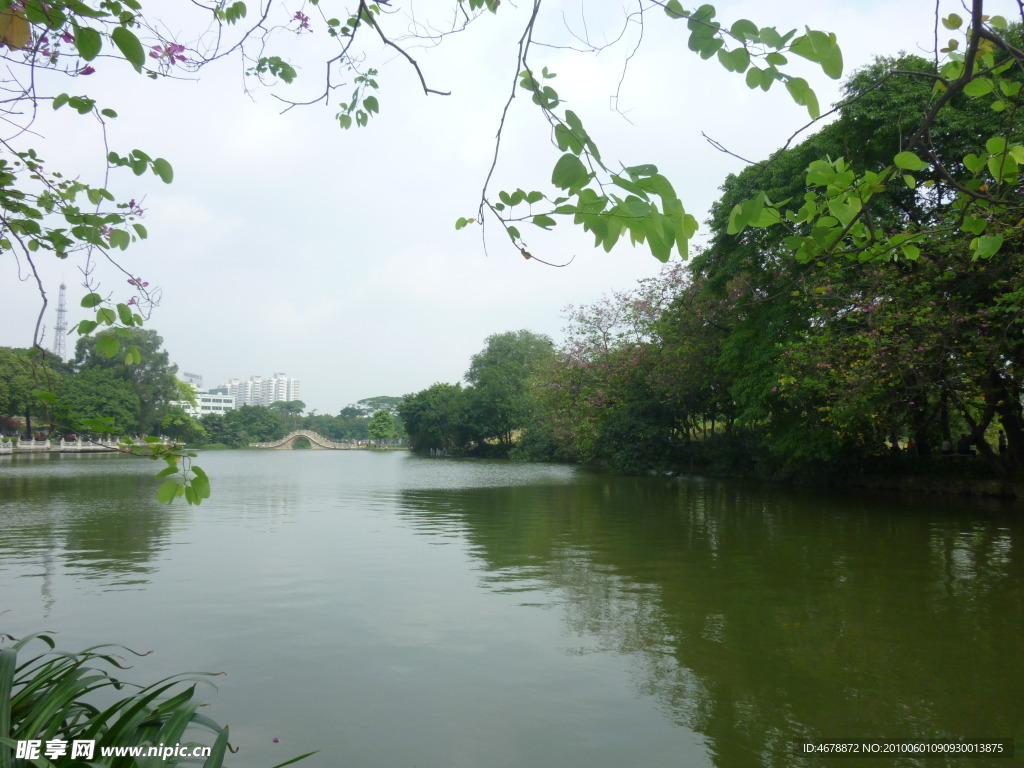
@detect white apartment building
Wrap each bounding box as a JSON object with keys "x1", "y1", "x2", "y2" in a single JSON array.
[
  {"x1": 170, "y1": 387, "x2": 235, "y2": 419},
  {"x1": 226, "y1": 373, "x2": 301, "y2": 408}
]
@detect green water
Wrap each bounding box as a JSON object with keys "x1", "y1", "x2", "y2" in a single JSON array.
[{"x1": 1, "y1": 450, "x2": 1021, "y2": 767}]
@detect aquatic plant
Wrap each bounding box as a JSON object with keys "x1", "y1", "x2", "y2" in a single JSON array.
[{"x1": 0, "y1": 632, "x2": 313, "y2": 767}]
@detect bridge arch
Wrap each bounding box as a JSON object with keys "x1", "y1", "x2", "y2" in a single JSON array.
[{"x1": 251, "y1": 430, "x2": 352, "y2": 450}]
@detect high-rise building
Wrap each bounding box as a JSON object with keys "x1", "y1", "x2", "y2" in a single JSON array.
[{"x1": 224, "y1": 373, "x2": 300, "y2": 407}]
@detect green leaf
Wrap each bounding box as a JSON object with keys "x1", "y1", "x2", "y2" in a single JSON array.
[
  {"x1": 109, "y1": 229, "x2": 130, "y2": 250},
  {"x1": 784, "y1": 77, "x2": 820, "y2": 119},
  {"x1": 96, "y1": 335, "x2": 121, "y2": 358},
  {"x1": 74, "y1": 26, "x2": 102, "y2": 61},
  {"x1": 117, "y1": 303, "x2": 134, "y2": 325},
  {"x1": 624, "y1": 164, "x2": 658, "y2": 178},
  {"x1": 942, "y1": 13, "x2": 963, "y2": 29},
  {"x1": 32, "y1": 389, "x2": 57, "y2": 404},
  {"x1": 717, "y1": 46, "x2": 750, "y2": 73},
  {"x1": 789, "y1": 29, "x2": 843, "y2": 79},
  {"x1": 551, "y1": 153, "x2": 589, "y2": 191},
  {"x1": 972, "y1": 234, "x2": 1003, "y2": 259},
  {"x1": 758, "y1": 26, "x2": 786, "y2": 48},
  {"x1": 963, "y1": 153, "x2": 986, "y2": 174},
  {"x1": 894, "y1": 151, "x2": 928, "y2": 171},
  {"x1": 987, "y1": 152, "x2": 1018, "y2": 182},
  {"x1": 963, "y1": 77, "x2": 994, "y2": 97},
  {"x1": 663, "y1": 0, "x2": 685, "y2": 19},
  {"x1": 81, "y1": 292, "x2": 103, "y2": 308},
  {"x1": 152, "y1": 157, "x2": 174, "y2": 184},
  {"x1": 961, "y1": 216, "x2": 987, "y2": 235},
  {"x1": 730, "y1": 19, "x2": 758, "y2": 41},
  {"x1": 985, "y1": 136, "x2": 1008, "y2": 155},
  {"x1": 111, "y1": 26, "x2": 146, "y2": 72},
  {"x1": 189, "y1": 472, "x2": 211, "y2": 501},
  {"x1": 157, "y1": 479, "x2": 182, "y2": 504},
  {"x1": 532, "y1": 214, "x2": 556, "y2": 229},
  {"x1": 554, "y1": 124, "x2": 584, "y2": 155}
]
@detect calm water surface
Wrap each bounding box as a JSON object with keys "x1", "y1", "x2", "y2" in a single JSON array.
[{"x1": 1, "y1": 450, "x2": 1021, "y2": 767}]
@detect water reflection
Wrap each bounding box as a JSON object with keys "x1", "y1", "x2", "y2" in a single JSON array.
[
  {"x1": 396, "y1": 474, "x2": 1024, "y2": 768},
  {"x1": 0, "y1": 454, "x2": 177, "y2": 600},
  {"x1": 3, "y1": 452, "x2": 1021, "y2": 767}
]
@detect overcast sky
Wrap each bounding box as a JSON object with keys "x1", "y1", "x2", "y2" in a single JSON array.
[{"x1": 2, "y1": 0, "x2": 1016, "y2": 414}]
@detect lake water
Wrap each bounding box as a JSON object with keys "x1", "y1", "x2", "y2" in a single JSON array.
[{"x1": 1, "y1": 450, "x2": 1021, "y2": 767}]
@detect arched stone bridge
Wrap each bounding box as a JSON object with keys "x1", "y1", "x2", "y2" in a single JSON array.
[{"x1": 251, "y1": 430, "x2": 359, "y2": 450}]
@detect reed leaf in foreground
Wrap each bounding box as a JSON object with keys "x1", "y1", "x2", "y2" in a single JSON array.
[{"x1": 0, "y1": 632, "x2": 315, "y2": 768}]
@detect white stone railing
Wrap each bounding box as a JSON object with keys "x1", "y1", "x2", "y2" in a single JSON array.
[{"x1": 0, "y1": 437, "x2": 173, "y2": 454}]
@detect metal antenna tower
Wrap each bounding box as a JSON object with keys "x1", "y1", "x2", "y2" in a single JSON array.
[{"x1": 52, "y1": 282, "x2": 68, "y2": 361}]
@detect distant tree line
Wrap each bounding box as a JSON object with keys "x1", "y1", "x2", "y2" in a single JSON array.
[
  {"x1": 199, "y1": 397, "x2": 403, "y2": 448},
  {"x1": 0, "y1": 330, "x2": 404, "y2": 448}
]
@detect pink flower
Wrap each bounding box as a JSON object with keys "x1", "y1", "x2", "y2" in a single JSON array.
[
  {"x1": 149, "y1": 42, "x2": 187, "y2": 65},
  {"x1": 60, "y1": 29, "x2": 74, "y2": 43},
  {"x1": 78, "y1": 65, "x2": 96, "y2": 75}
]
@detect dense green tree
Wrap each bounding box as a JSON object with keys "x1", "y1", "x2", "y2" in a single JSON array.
[
  {"x1": 0, "y1": 347, "x2": 67, "y2": 436},
  {"x1": 57, "y1": 366, "x2": 141, "y2": 436},
  {"x1": 269, "y1": 399, "x2": 306, "y2": 416},
  {"x1": 399, "y1": 383, "x2": 476, "y2": 454},
  {"x1": 464, "y1": 330, "x2": 555, "y2": 447},
  {"x1": 223, "y1": 405, "x2": 287, "y2": 444},
  {"x1": 367, "y1": 410, "x2": 397, "y2": 443},
  {"x1": 73, "y1": 328, "x2": 179, "y2": 435},
  {"x1": 354, "y1": 396, "x2": 403, "y2": 415},
  {"x1": 684, "y1": 45, "x2": 1024, "y2": 473},
  {"x1": 269, "y1": 399, "x2": 306, "y2": 433},
  {"x1": 198, "y1": 413, "x2": 245, "y2": 447},
  {"x1": 161, "y1": 407, "x2": 207, "y2": 444}
]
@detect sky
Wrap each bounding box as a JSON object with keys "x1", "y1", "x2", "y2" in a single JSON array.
[{"x1": 2, "y1": 0, "x2": 1018, "y2": 414}]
